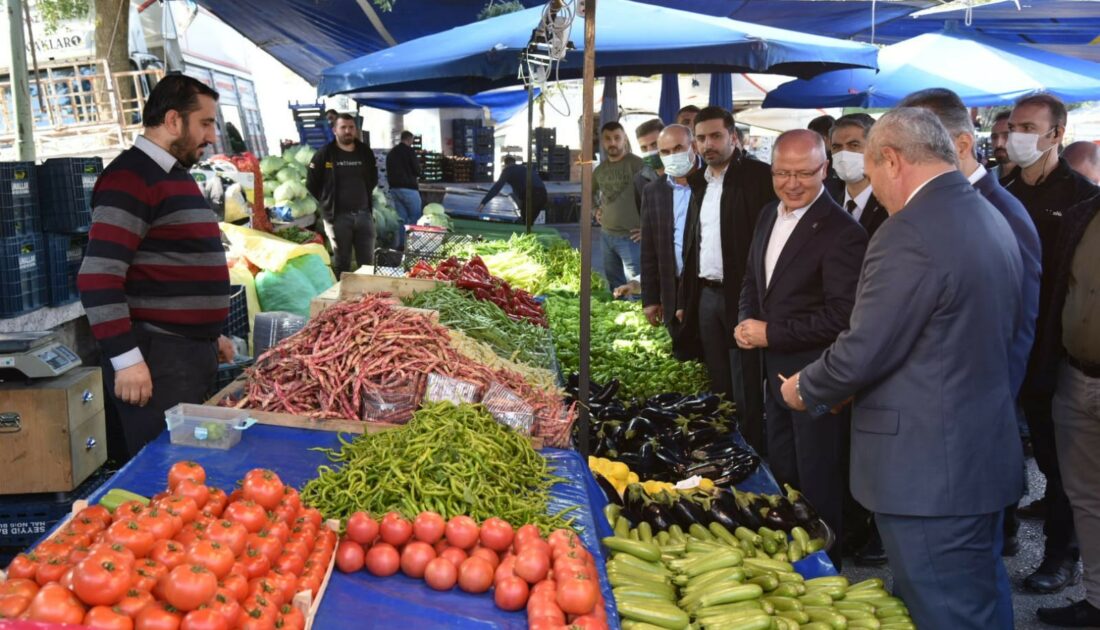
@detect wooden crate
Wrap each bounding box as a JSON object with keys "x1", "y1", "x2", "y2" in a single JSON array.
[{"x1": 309, "y1": 273, "x2": 448, "y2": 318}]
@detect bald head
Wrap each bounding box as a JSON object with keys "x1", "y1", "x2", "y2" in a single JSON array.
[
  {"x1": 657, "y1": 124, "x2": 697, "y2": 178},
  {"x1": 771, "y1": 129, "x2": 827, "y2": 210},
  {"x1": 1063, "y1": 141, "x2": 1100, "y2": 183},
  {"x1": 772, "y1": 129, "x2": 827, "y2": 164}
]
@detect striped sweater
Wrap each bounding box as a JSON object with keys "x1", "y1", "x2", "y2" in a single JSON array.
[{"x1": 78, "y1": 137, "x2": 229, "y2": 362}]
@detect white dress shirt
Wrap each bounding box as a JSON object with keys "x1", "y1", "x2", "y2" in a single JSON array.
[
  {"x1": 698, "y1": 165, "x2": 727, "y2": 281},
  {"x1": 843, "y1": 184, "x2": 874, "y2": 223},
  {"x1": 967, "y1": 164, "x2": 988, "y2": 185},
  {"x1": 765, "y1": 188, "x2": 824, "y2": 287}
]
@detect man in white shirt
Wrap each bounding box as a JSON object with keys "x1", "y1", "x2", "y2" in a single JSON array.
[
  {"x1": 736, "y1": 129, "x2": 868, "y2": 568},
  {"x1": 829, "y1": 113, "x2": 889, "y2": 238}
]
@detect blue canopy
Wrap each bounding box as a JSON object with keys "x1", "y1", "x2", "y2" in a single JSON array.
[
  {"x1": 348, "y1": 87, "x2": 533, "y2": 122},
  {"x1": 317, "y1": 0, "x2": 878, "y2": 97},
  {"x1": 709, "y1": 73, "x2": 733, "y2": 111},
  {"x1": 658, "y1": 74, "x2": 680, "y2": 124},
  {"x1": 763, "y1": 26, "x2": 1100, "y2": 108}
]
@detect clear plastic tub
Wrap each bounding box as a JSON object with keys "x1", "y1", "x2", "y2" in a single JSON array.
[{"x1": 164, "y1": 404, "x2": 256, "y2": 449}]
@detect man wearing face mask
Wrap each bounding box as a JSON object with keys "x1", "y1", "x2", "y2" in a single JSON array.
[
  {"x1": 1003, "y1": 93, "x2": 1098, "y2": 595},
  {"x1": 79, "y1": 74, "x2": 233, "y2": 461},
  {"x1": 594, "y1": 122, "x2": 646, "y2": 292},
  {"x1": 640, "y1": 124, "x2": 701, "y2": 359},
  {"x1": 634, "y1": 118, "x2": 666, "y2": 210},
  {"x1": 829, "y1": 113, "x2": 889, "y2": 239}
]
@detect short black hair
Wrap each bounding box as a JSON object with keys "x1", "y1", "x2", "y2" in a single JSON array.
[
  {"x1": 335, "y1": 113, "x2": 356, "y2": 124},
  {"x1": 601, "y1": 121, "x2": 625, "y2": 135},
  {"x1": 400, "y1": 130, "x2": 415, "y2": 141},
  {"x1": 635, "y1": 118, "x2": 664, "y2": 139},
  {"x1": 142, "y1": 73, "x2": 218, "y2": 128},
  {"x1": 325, "y1": 109, "x2": 338, "y2": 116},
  {"x1": 676, "y1": 105, "x2": 701, "y2": 117},
  {"x1": 993, "y1": 110, "x2": 1012, "y2": 124},
  {"x1": 503, "y1": 155, "x2": 517, "y2": 166},
  {"x1": 830, "y1": 113, "x2": 875, "y2": 140},
  {"x1": 808, "y1": 115, "x2": 836, "y2": 138},
  {"x1": 694, "y1": 106, "x2": 735, "y2": 134}
]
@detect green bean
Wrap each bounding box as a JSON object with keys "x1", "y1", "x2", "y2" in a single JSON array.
[{"x1": 300, "y1": 401, "x2": 574, "y2": 533}]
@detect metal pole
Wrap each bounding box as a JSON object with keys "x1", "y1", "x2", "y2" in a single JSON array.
[
  {"x1": 20, "y1": 0, "x2": 47, "y2": 119},
  {"x1": 7, "y1": 0, "x2": 35, "y2": 161},
  {"x1": 577, "y1": 0, "x2": 596, "y2": 456},
  {"x1": 525, "y1": 84, "x2": 534, "y2": 234}
]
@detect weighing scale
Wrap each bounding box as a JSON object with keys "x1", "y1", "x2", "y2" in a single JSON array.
[{"x1": 0, "y1": 331, "x2": 82, "y2": 380}]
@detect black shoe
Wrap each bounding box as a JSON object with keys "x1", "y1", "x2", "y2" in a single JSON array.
[
  {"x1": 1025, "y1": 558, "x2": 1082, "y2": 594},
  {"x1": 1018, "y1": 497, "x2": 1048, "y2": 520},
  {"x1": 854, "y1": 529, "x2": 888, "y2": 567},
  {"x1": 1002, "y1": 535, "x2": 1020, "y2": 557},
  {"x1": 1037, "y1": 600, "x2": 1100, "y2": 627}
]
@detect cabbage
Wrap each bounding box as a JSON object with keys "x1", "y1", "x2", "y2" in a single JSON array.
[
  {"x1": 273, "y1": 182, "x2": 296, "y2": 205},
  {"x1": 276, "y1": 168, "x2": 298, "y2": 184},
  {"x1": 263, "y1": 196, "x2": 276, "y2": 209},
  {"x1": 298, "y1": 196, "x2": 317, "y2": 215},
  {"x1": 259, "y1": 155, "x2": 285, "y2": 176},
  {"x1": 294, "y1": 147, "x2": 314, "y2": 165}
]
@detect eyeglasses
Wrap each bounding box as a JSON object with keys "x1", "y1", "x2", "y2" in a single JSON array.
[{"x1": 771, "y1": 162, "x2": 825, "y2": 181}]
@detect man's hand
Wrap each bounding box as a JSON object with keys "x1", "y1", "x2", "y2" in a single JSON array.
[
  {"x1": 115, "y1": 362, "x2": 153, "y2": 407},
  {"x1": 613, "y1": 280, "x2": 641, "y2": 299},
  {"x1": 629, "y1": 228, "x2": 642, "y2": 243},
  {"x1": 475, "y1": 203, "x2": 485, "y2": 213},
  {"x1": 218, "y1": 336, "x2": 236, "y2": 364},
  {"x1": 675, "y1": 309, "x2": 685, "y2": 323},
  {"x1": 779, "y1": 373, "x2": 806, "y2": 411},
  {"x1": 735, "y1": 319, "x2": 768, "y2": 349},
  {"x1": 643, "y1": 304, "x2": 663, "y2": 326}
]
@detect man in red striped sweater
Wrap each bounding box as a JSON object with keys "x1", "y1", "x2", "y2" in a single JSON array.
[{"x1": 78, "y1": 73, "x2": 234, "y2": 459}]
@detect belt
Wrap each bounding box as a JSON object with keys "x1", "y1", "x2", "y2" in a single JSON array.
[
  {"x1": 1068, "y1": 355, "x2": 1100, "y2": 379},
  {"x1": 700, "y1": 278, "x2": 724, "y2": 289}
]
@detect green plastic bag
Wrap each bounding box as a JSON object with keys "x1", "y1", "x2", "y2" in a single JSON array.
[{"x1": 254, "y1": 254, "x2": 336, "y2": 316}]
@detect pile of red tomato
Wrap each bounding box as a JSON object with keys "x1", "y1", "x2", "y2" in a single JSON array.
[
  {"x1": 333, "y1": 510, "x2": 609, "y2": 629},
  {"x1": 0, "y1": 461, "x2": 336, "y2": 630}
]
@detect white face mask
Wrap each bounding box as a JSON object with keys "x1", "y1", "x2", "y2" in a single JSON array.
[
  {"x1": 832, "y1": 150, "x2": 865, "y2": 183},
  {"x1": 661, "y1": 150, "x2": 695, "y2": 178},
  {"x1": 1006, "y1": 131, "x2": 1054, "y2": 168}
]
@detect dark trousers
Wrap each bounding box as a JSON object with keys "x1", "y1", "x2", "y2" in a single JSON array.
[
  {"x1": 765, "y1": 380, "x2": 847, "y2": 567},
  {"x1": 516, "y1": 188, "x2": 548, "y2": 225},
  {"x1": 102, "y1": 327, "x2": 218, "y2": 461},
  {"x1": 323, "y1": 210, "x2": 376, "y2": 275},
  {"x1": 697, "y1": 286, "x2": 763, "y2": 450},
  {"x1": 877, "y1": 511, "x2": 1013, "y2": 630},
  {"x1": 1021, "y1": 392, "x2": 1079, "y2": 562}
]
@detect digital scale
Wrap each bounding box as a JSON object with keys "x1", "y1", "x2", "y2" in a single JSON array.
[{"x1": 0, "y1": 331, "x2": 82, "y2": 380}]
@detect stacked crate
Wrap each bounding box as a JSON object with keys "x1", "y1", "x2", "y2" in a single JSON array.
[
  {"x1": 37, "y1": 157, "x2": 101, "y2": 308},
  {"x1": 443, "y1": 156, "x2": 474, "y2": 183},
  {"x1": 530, "y1": 127, "x2": 571, "y2": 181},
  {"x1": 452, "y1": 119, "x2": 495, "y2": 183},
  {"x1": 0, "y1": 162, "x2": 46, "y2": 317}
]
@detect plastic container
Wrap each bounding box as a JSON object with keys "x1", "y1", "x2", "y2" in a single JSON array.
[
  {"x1": 37, "y1": 157, "x2": 102, "y2": 233},
  {"x1": 44, "y1": 233, "x2": 86, "y2": 306},
  {"x1": 0, "y1": 234, "x2": 46, "y2": 318},
  {"x1": 0, "y1": 162, "x2": 39, "y2": 239},
  {"x1": 165, "y1": 403, "x2": 255, "y2": 449}
]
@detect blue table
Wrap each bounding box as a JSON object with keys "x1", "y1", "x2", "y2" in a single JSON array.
[{"x1": 83, "y1": 424, "x2": 619, "y2": 629}]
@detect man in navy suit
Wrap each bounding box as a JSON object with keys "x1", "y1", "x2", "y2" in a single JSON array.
[
  {"x1": 736, "y1": 130, "x2": 867, "y2": 568},
  {"x1": 781, "y1": 108, "x2": 1023, "y2": 629}
]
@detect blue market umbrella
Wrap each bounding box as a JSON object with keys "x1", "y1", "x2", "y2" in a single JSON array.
[
  {"x1": 318, "y1": 0, "x2": 877, "y2": 96},
  {"x1": 659, "y1": 74, "x2": 681, "y2": 123},
  {"x1": 348, "y1": 87, "x2": 534, "y2": 122},
  {"x1": 764, "y1": 26, "x2": 1100, "y2": 108},
  {"x1": 709, "y1": 73, "x2": 733, "y2": 110}
]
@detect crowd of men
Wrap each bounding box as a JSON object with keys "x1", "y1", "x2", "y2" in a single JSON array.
[{"x1": 604, "y1": 92, "x2": 1100, "y2": 629}]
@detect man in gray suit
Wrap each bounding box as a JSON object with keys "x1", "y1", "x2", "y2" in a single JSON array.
[{"x1": 780, "y1": 108, "x2": 1024, "y2": 629}]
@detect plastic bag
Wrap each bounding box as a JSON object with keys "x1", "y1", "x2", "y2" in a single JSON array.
[
  {"x1": 361, "y1": 378, "x2": 422, "y2": 424},
  {"x1": 424, "y1": 373, "x2": 480, "y2": 405},
  {"x1": 253, "y1": 311, "x2": 307, "y2": 358},
  {"x1": 221, "y1": 222, "x2": 329, "y2": 272},
  {"x1": 255, "y1": 254, "x2": 335, "y2": 316},
  {"x1": 481, "y1": 382, "x2": 535, "y2": 435},
  {"x1": 224, "y1": 183, "x2": 250, "y2": 223}
]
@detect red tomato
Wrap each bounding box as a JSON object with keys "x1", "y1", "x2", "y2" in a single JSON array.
[
  {"x1": 248, "y1": 576, "x2": 285, "y2": 607},
  {"x1": 159, "y1": 496, "x2": 200, "y2": 525},
  {"x1": 207, "y1": 589, "x2": 241, "y2": 627},
  {"x1": 379, "y1": 512, "x2": 412, "y2": 547},
  {"x1": 221, "y1": 572, "x2": 250, "y2": 602},
  {"x1": 495, "y1": 555, "x2": 517, "y2": 586},
  {"x1": 556, "y1": 573, "x2": 598, "y2": 616},
  {"x1": 346, "y1": 512, "x2": 380, "y2": 545},
  {"x1": 161, "y1": 564, "x2": 218, "y2": 612},
  {"x1": 400, "y1": 541, "x2": 436, "y2": 579},
  {"x1": 134, "y1": 601, "x2": 183, "y2": 630},
  {"x1": 514, "y1": 548, "x2": 551, "y2": 584},
  {"x1": 241, "y1": 469, "x2": 285, "y2": 511},
  {"x1": 274, "y1": 550, "x2": 306, "y2": 577},
  {"x1": 5, "y1": 553, "x2": 38, "y2": 579},
  {"x1": 72, "y1": 555, "x2": 131, "y2": 606},
  {"x1": 457, "y1": 556, "x2": 494, "y2": 594},
  {"x1": 34, "y1": 557, "x2": 70, "y2": 586},
  {"x1": 204, "y1": 488, "x2": 228, "y2": 518},
  {"x1": 168, "y1": 461, "x2": 207, "y2": 489},
  {"x1": 236, "y1": 596, "x2": 276, "y2": 630},
  {"x1": 411, "y1": 511, "x2": 445, "y2": 544},
  {"x1": 137, "y1": 509, "x2": 178, "y2": 542},
  {"x1": 439, "y1": 546, "x2": 467, "y2": 570},
  {"x1": 179, "y1": 608, "x2": 227, "y2": 630},
  {"x1": 527, "y1": 590, "x2": 565, "y2": 622},
  {"x1": 471, "y1": 546, "x2": 500, "y2": 570},
  {"x1": 280, "y1": 487, "x2": 301, "y2": 515},
  {"x1": 0, "y1": 578, "x2": 39, "y2": 600},
  {"x1": 25, "y1": 582, "x2": 85, "y2": 624},
  {"x1": 276, "y1": 604, "x2": 305, "y2": 630},
  {"x1": 187, "y1": 540, "x2": 235, "y2": 579},
  {"x1": 548, "y1": 528, "x2": 579, "y2": 550},
  {"x1": 570, "y1": 614, "x2": 609, "y2": 630},
  {"x1": 116, "y1": 588, "x2": 155, "y2": 618},
  {"x1": 223, "y1": 501, "x2": 268, "y2": 534},
  {"x1": 444, "y1": 516, "x2": 480, "y2": 550},
  {"x1": 69, "y1": 514, "x2": 107, "y2": 536},
  {"x1": 88, "y1": 542, "x2": 137, "y2": 571},
  {"x1": 0, "y1": 594, "x2": 31, "y2": 618},
  {"x1": 296, "y1": 573, "x2": 322, "y2": 599},
  {"x1": 299, "y1": 507, "x2": 323, "y2": 530},
  {"x1": 335, "y1": 540, "x2": 365, "y2": 573},
  {"x1": 494, "y1": 575, "x2": 529, "y2": 611},
  {"x1": 513, "y1": 524, "x2": 542, "y2": 550},
  {"x1": 479, "y1": 517, "x2": 514, "y2": 552},
  {"x1": 422, "y1": 556, "x2": 457, "y2": 591},
  {"x1": 364, "y1": 543, "x2": 400, "y2": 577},
  {"x1": 84, "y1": 605, "x2": 135, "y2": 629},
  {"x1": 240, "y1": 547, "x2": 272, "y2": 580},
  {"x1": 205, "y1": 520, "x2": 247, "y2": 557},
  {"x1": 246, "y1": 531, "x2": 282, "y2": 565},
  {"x1": 174, "y1": 480, "x2": 210, "y2": 510},
  {"x1": 79, "y1": 505, "x2": 114, "y2": 528},
  {"x1": 114, "y1": 501, "x2": 147, "y2": 522},
  {"x1": 267, "y1": 570, "x2": 299, "y2": 604},
  {"x1": 150, "y1": 540, "x2": 187, "y2": 570}
]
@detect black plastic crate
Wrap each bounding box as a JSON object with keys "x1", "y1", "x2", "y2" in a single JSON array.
[
  {"x1": 44, "y1": 233, "x2": 86, "y2": 306},
  {"x1": 0, "y1": 467, "x2": 110, "y2": 551},
  {"x1": 211, "y1": 358, "x2": 253, "y2": 397},
  {"x1": 222, "y1": 285, "x2": 249, "y2": 339},
  {"x1": 38, "y1": 157, "x2": 102, "y2": 233},
  {"x1": 0, "y1": 162, "x2": 39, "y2": 239},
  {"x1": 0, "y1": 234, "x2": 46, "y2": 318}
]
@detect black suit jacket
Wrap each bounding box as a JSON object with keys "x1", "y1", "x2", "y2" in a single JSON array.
[
  {"x1": 677, "y1": 151, "x2": 777, "y2": 346},
  {"x1": 858, "y1": 193, "x2": 889, "y2": 238},
  {"x1": 640, "y1": 174, "x2": 699, "y2": 360},
  {"x1": 739, "y1": 192, "x2": 868, "y2": 406}
]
